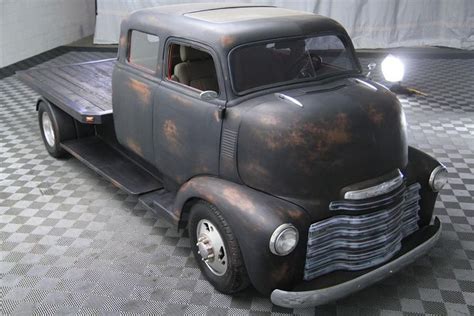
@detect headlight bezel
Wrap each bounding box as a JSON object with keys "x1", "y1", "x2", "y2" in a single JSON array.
[
  {"x1": 429, "y1": 165, "x2": 448, "y2": 192},
  {"x1": 269, "y1": 223, "x2": 299, "y2": 256}
]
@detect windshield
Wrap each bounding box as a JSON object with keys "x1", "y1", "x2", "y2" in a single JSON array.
[{"x1": 230, "y1": 34, "x2": 359, "y2": 94}]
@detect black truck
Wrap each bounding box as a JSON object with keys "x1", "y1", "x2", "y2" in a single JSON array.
[{"x1": 18, "y1": 4, "x2": 447, "y2": 308}]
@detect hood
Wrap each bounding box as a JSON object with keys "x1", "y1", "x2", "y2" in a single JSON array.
[{"x1": 236, "y1": 78, "x2": 408, "y2": 209}]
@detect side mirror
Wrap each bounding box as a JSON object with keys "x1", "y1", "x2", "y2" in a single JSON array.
[
  {"x1": 366, "y1": 63, "x2": 377, "y2": 79},
  {"x1": 200, "y1": 90, "x2": 218, "y2": 101}
]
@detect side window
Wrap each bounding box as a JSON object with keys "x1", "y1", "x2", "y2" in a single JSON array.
[
  {"x1": 128, "y1": 30, "x2": 159, "y2": 72},
  {"x1": 167, "y1": 43, "x2": 219, "y2": 93}
]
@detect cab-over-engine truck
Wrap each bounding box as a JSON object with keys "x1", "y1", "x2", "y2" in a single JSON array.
[{"x1": 18, "y1": 4, "x2": 447, "y2": 308}]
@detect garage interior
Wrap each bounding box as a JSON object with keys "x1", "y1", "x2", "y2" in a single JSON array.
[{"x1": 1, "y1": 1, "x2": 473, "y2": 315}]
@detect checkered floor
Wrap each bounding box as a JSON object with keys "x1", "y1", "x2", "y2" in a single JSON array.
[{"x1": 1, "y1": 50, "x2": 473, "y2": 315}]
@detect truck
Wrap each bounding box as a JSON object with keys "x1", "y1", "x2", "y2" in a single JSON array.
[{"x1": 17, "y1": 4, "x2": 447, "y2": 308}]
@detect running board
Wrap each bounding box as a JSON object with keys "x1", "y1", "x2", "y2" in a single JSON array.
[
  {"x1": 61, "y1": 136, "x2": 162, "y2": 195},
  {"x1": 138, "y1": 189, "x2": 179, "y2": 225}
]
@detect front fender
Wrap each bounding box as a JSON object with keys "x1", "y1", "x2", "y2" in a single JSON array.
[{"x1": 173, "y1": 176, "x2": 311, "y2": 294}]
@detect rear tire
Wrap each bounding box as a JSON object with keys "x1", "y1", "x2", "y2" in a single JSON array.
[
  {"x1": 38, "y1": 100, "x2": 76, "y2": 158},
  {"x1": 189, "y1": 200, "x2": 250, "y2": 294}
]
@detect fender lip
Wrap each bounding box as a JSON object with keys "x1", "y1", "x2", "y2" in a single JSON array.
[{"x1": 271, "y1": 217, "x2": 442, "y2": 308}]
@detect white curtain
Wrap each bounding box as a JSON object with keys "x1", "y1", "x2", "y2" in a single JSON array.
[{"x1": 94, "y1": 0, "x2": 474, "y2": 50}]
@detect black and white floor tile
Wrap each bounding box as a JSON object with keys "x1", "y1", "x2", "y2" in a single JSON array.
[{"x1": 1, "y1": 50, "x2": 473, "y2": 315}]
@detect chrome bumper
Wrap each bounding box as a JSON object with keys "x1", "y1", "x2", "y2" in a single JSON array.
[{"x1": 271, "y1": 218, "x2": 441, "y2": 308}]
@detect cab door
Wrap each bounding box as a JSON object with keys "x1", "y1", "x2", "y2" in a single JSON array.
[
  {"x1": 112, "y1": 30, "x2": 160, "y2": 163},
  {"x1": 153, "y1": 41, "x2": 225, "y2": 186}
]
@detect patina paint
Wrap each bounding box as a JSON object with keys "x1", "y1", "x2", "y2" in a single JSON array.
[
  {"x1": 18, "y1": 3, "x2": 444, "y2": 301},
  {"x1": 173, "y1": 176, "x2": 310, "y2": 293},
  {"x1": 128, "y1": 78, "x2": 151, "y2": 104}
]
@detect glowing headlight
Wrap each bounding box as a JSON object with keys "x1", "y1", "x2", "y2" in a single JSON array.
[
  {"x1": 381, "y1": 54, "x2": 405, "y2": 82},
  {"x1": 429, "y1": 165, "x2": 448, "y2": 192},
  {"x1": 269, "y1": 224, "x2": 299, "y2": 256}
]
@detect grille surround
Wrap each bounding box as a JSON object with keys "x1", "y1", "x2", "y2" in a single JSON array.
[{"x1": 304, "y1": 182, "x2": 421, "y2": 281}]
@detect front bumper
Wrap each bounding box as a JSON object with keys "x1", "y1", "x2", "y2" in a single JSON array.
[{"x1": 271, "y1": 217, "x2": 441, "y2": 308}]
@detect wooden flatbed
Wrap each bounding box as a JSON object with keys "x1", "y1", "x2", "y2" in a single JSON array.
[{"x1": 17, "y1": 58, "x2": 116, "y2": 124}]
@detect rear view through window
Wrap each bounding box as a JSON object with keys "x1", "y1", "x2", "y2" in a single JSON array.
[
  {"x1": 128, "y1": 31, "x2": 159, "y2": 72},
  {"x1": 230, "y1": 35, "x2": 359, "y2": 93}
]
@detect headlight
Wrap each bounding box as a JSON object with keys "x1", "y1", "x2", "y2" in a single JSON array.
[
  {"x1": 429, "y1": 165, "x2": 448, "y2": 192},
  {"x1": 269, "y1": 224, "x2": 299, "y2": 256}
]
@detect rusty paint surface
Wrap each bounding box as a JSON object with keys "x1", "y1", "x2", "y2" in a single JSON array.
[
  {"x1": 220, "y1": 35, "x2": 236, "y2": 47},
  {"x1": 213, "y1": 109, "x2": 220, "y2": 122},
  {"x1": 119, "y1": 35, "x2": 127, "y2": 47},
  {"x1": 173, "y1": 176, "x2": 310, "y2": 294},
  {"x1": 25, "y1": 3, "x2": 441, "y2": 297},
  {"x1": 222, "y1": 187, "x2": 256, "y2": 212},
  {"x1": 234, "y1": 80, "x2": 408, "y2": 208},
  {"x1": 128, "y1": 78, "x2": 151, "y2": 104},
  {"x1": 241, "y1": 162, "x2": 271, "y2": 179},
  {"x1": 365, "y1": 103, "x2": 384, "y2": 126},
  {"x1": 162, "y1": 119, "x2": 182, "y2": 155},
  {"x1": 125, "y1": 137, "x2": 143, "y2": 156},
  {"x1": 259, "y1": 113, "x2": 281, "y2": 126},
  {"x1": 170, "y1": 94, "x2": 193, "y2": 107},
  {"x1": 256, "y1": 112, "x2": 350, "y2": 157}
]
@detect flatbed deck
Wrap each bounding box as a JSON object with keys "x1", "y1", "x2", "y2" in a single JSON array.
[{"x1": 17, "y1": 58, "x2": 116, "y2": 124}]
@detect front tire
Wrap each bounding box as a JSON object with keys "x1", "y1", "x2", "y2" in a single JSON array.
[
  {"x1": 38, "y1": 100, "x2": 76, "y2": 158},
  {"x1": 189, "y1": 201, "x2": 250, "y2": 294}
]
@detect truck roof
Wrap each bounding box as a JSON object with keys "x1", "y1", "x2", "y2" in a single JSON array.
[{"x1": 124, "y1": 3, "x2": 348, "y2": 50}]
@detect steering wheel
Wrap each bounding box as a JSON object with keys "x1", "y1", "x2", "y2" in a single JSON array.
[{"x1": 286, "y1": 53, "x2": 323, "y2": 79}]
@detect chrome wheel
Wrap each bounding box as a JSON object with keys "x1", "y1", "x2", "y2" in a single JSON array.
[
  {"x1": 42, "y1": 112, "x2": 55, "y2": 147},
  {"x1": 196, "y1": 219, "x2": 228, "y2": 276}
]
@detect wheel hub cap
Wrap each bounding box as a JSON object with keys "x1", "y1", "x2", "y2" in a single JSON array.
[
  {"x1": 42, "y1": 112, "x2": 55, "y2": 147},
  {"x1": 197, "y1": 235, "x2": 214, "y2": 260},
  {"x1": 196, "y1": 219, "x2": 228, "y2": 276}
]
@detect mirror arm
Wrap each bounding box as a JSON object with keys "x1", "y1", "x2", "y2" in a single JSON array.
[{"x1": 366, "y1": 63, "x2": 377, "y2": 79}]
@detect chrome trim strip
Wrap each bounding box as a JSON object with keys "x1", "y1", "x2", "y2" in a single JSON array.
[
  {"x1": 344, "y1": 169, "x2": 404, "y2": 200},
  {"x1": 275, "y1": 93, "x2": 304, "y2": 107},
  {"x1": 330, "y1": 185, "x2": 405, "y2": 211},
  {"x1": 271, "y1": 218, "x2": 441, "y2": 308}
]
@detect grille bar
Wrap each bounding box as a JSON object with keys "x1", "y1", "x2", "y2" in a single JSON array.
[
  {"x1": 304, "y1": 182, "x2": 421, "y2": 281},
  {"x1": 329, "y1": 184, "x2": 406, "y2": 211}
]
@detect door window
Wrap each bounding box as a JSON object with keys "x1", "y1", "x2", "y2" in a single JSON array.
[
  {"x1": 167, "y1": 43, "x2": 219, "y2": 93},
  {"x1": 128, "y1": 30, "x2": 160, "y2": 72}
]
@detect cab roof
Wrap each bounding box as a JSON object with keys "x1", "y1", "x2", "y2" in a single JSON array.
[{"x1": 124, "y1": 3, "x2": 349, "y2": 50}]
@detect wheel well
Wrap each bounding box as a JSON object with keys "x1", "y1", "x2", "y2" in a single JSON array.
[
  {"x1": 178, "y1": 197, "x2": 203, "y2": 230},
  {"x1": 36, "y1": 98, "x2": 44, "y2": 111},
  {"x1": 36, "y1": 97, "x2": 95, "y2": 139}
]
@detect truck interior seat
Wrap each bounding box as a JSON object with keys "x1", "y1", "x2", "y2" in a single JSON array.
[{"x1": 173, "y1": 45, "x2": 219, "y2": 92}]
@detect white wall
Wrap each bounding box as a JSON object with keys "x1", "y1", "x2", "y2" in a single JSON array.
[
  {"x1": 0, "y1": 0, "x2": 96, "y2": 68},
  {"x1": 94, "y1": 0, "x2": 474, "y2": 50}
]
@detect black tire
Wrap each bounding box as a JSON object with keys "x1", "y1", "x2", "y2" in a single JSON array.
[
  {"x1": 38, "y1": 100, "x2": 76, "y2": 158},
  {"x1": 189, "y1": 200, "x2": 250, "y2": 294}
]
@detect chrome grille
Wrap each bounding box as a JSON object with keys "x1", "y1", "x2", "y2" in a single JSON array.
[{"x1": 304, "y1": 182, "x2": 421, "y2": 281}]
